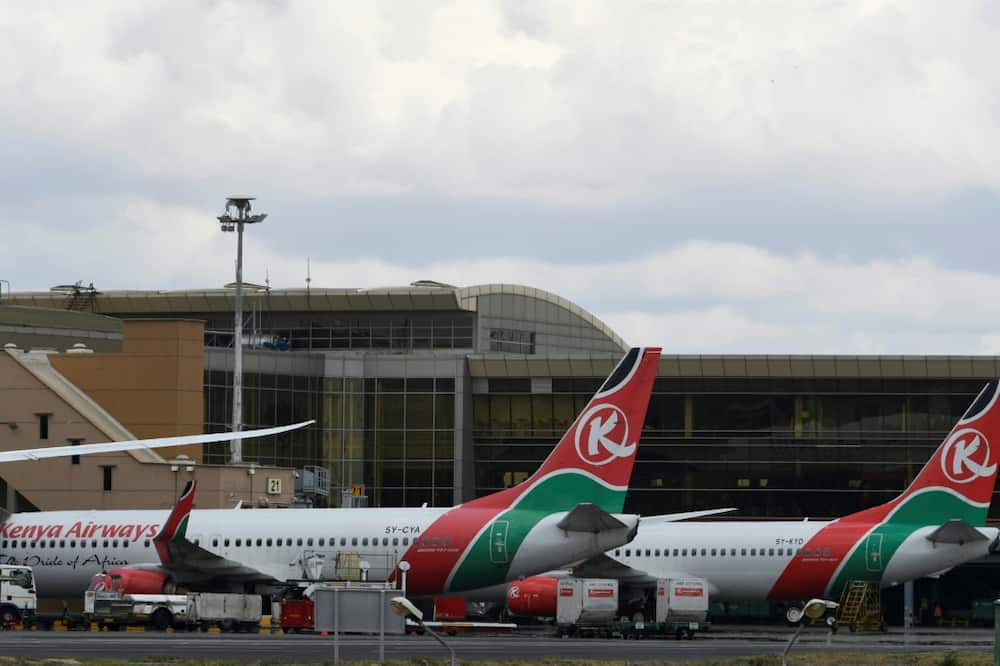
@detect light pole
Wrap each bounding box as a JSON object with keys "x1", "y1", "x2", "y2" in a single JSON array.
[
  {"x1": 217, "y1": 196, "x2": 267, "y2": 464},
  {"x1": 391, "y1": 596, "x2": 456, "y2": 666},
  {"x1": 783, "y1": 598, "x2": 839, "y2": 666}
]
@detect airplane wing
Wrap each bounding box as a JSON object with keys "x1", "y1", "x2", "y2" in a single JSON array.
[
  {"x1": 147, "y1": 480, "x2": 276, "y2": 587},
  {"x1": 0, "y1": 420, "x2": 315, "y2": 463},
  {"x1": 639, "y1": 507, "x2": 738, "y2": 524}
]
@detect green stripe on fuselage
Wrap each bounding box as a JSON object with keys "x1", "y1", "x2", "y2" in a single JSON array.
[
  {"x1": 827, "y1": 489, "x2": 984, "y2": 597},
  {"x1": 447, "y1": 472, "x2": 625, "y2": 592}
]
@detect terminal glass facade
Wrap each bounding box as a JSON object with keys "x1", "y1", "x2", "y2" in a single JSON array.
[
  {"x1": 201, "y1": 312, "x2": 475, "y2": 351},
  {"x1": 204, "y1": 370, "x2": 456, "y2": 508},
  {"x1": 473, "y1": 376, "x2": 991, "y2": 519}
]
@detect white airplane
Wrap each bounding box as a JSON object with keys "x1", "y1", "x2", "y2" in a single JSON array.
[
  {"x1": 0, "y1": 347, "x2": 675, "y2": 599},
  {"x1": 508, "y1": 380, "x2": 1000, "y2": 620}
]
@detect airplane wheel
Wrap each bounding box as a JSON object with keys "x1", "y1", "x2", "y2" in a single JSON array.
[
  {"x1": 785, "y1": 606, "x2": 804, "y2": 625},
  {"x1": 825, "y1": 616, "x2": 837, "y2": 628}
]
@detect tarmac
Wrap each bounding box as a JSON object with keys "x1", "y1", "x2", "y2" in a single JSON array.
[{"x1": 0, "y1": 624, "x2": 991, "y2": 662}]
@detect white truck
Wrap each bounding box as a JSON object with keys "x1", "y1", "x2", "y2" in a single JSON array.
[
  {"x1": 0, "y1": 565, "x2": 37, "y2": 625},
  {"x1": 84, "y1": 587, "x2": 262, "y2": 631},
  {"x1": 555, "y1": 578, "x2": 619, "y2": 636}
]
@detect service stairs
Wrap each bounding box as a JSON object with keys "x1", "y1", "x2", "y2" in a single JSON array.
[{"x1": 837, "y1": 580, "x2": 885, "y2": 631}]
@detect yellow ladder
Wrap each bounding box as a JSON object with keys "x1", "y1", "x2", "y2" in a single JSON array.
[{"x1": 837, "y1": 580, "x2": 883, "y2": 631}]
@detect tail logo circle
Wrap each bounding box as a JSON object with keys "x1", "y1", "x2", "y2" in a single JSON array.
[
  {"x1": 574, "y1": 404, "x2": 635, "y2": 466},
  {"x1": 941, "y1": 428, "x2": 997, "y2": 484}
]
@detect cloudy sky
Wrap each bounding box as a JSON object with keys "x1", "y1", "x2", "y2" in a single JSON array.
[{"x1": 2, "y1": 1, "x2": 999, "y2": 353}]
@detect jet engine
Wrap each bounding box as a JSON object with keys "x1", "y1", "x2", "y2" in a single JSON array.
[
  {"x1": 88, "y1": 569, "x2": 175, "y2": 595},
  {"x1": 506, "y1": 576, "x2": 558, "y2": 618}
]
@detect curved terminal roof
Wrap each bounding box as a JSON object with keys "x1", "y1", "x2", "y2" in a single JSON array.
[{"x1": 457, "y1": 284, "x2": 628, "y2": 352}]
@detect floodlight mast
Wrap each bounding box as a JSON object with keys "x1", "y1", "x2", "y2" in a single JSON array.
[{"x1": 217, "y1": 196, "x2": 268, "y2": 465}]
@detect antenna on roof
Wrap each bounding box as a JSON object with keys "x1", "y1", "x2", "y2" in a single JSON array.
[
  {"x1": 306, "y1": 257, "x2": 312, "y2": 295},
  {"x1": 265, "y1": 268, "x2": 270, "y2": 292}
]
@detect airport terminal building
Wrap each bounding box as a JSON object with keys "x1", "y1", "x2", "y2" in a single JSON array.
[
  {"x1": 3, "y1": 281, "x2": 995, "y2": 520},
  {"x1": 2, "y1": 281, "x2": 998, "y2": 616}
]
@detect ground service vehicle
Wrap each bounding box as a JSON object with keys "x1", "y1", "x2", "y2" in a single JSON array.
[
  {"x1": 0, "y1": 565, "x2": 36, "y2": 625},
  {"x1": 85, "y1": 573, "x2": 261, "y2": 630}
]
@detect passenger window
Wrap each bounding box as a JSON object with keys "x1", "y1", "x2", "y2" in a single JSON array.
[
  {"x1": 768, "y1": 548, "x2": 775, "y2": 556},
  {"x1": 224, "y1": 539, "x2": 230, "y2": 547},
  {"x1": 307, "y1": 538, "x2": 313, "y2": 546},
  {"x1": 266, "y1": 538, "x2": 273, "y2": 547},
  {"x1": 795, "y1": 547, "x2": 802, "y2": 555},
  {"x1": 23, "y1": 541, "x2": 29, "y2": 549},
  {"x1": 144, "y1": 540, "x2": 150, "y2": 548},
  {"x1": 681, "y1": 548, "x2": 687, "y2": 556},
  {"x1": 750, "y1": 548, "x2": 756, "y2": 556},
  {"x1": 257, "y1": 538, "x2": 263, "y2": 547},
  {"x1": 59, "y1": 540, "x2": 65, "y2": 548},
  {"x1": 823, "y1": 548, "x2": 831, "y2": 557},
  {"x1": 719, "y1": 549, "x2": 726, "y2": 557},
  {"x1": 341, "y1": 538, "x2": 348, "y2": 546},
  {"x1": 444, "y1": 537, "x2": 450, "y2": 547},
  {"x1": 614, "y1": 550, "x2": 620, "y2": 557},
  {"x1": 625, "y1": 549, "x2": 631, "y2": 557},
  {"x1": 71, "y1": 540, "x2": 77, "y2": 548},
  {"x1": 352, "y1": 537, "x2": 358, "y2": 546},
  {"x1": 654, "y1": 549, "x2": 660, "y2": 557},
  {"x1": 39, "y1": 541, "x2": 45, "y2": 549},
  {"x1": 672, "y1": 549, "x2": 679, "y2": 556},
  {"x1": 362, "y1": 537, "x2": 369, "y2": 546},
  {"x1": 700, "y1": 548, "x2": 707, "y2": 556},
  {"x1": 235, "y1": 539, "x2": 242, "y2": 547},
  {"x1": 740, "y1": 548, "x2": 747, "y2": 556},
  {"x1": 103, "y1": 540, "x2": 109, "y2": 548},
  {"x1": 402, "y1": 537, "x2": 409, "y2": 546},
  {"x1": 212, "y1": 539, "x2": 219, "y2": 547},
  {"x1": 319, "y1": 538, "x2": 325, "y2": 546},
  {"x1": 277, "y1": 539, "x2": 283, "y2": 547}
]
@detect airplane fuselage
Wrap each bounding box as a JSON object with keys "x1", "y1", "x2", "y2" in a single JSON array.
[
  {"x1": 0, "y1": 504, "x2": 638, "y2": 599},
  {"x1": 612, "y1": 520, "x2": 997, "y2": 601}
]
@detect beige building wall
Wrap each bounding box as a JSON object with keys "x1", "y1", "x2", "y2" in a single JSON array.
[
  {"x1": 0, "y1": 320, "x2": 295, "y2": 511},
  {"x1": 50, "y1": 319, "x2": 205, "y2": 462}
]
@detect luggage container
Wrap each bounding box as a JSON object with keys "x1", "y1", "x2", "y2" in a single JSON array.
[
  {"x1": 556, "y1": 578, "x2": 618, "y2": 636},
  {"x1": 654, "y1": 578, "x2": 708, "y2": 638}
]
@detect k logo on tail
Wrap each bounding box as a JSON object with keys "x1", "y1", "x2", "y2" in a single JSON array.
[{"x1": 941, "y1": 428, "x2": 996, "y2": 484}]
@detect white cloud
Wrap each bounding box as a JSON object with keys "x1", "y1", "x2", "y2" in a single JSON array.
[
  {"x1": 1, "y1": 1, "x2": 998, "y2": 205},
  {"x1": 7, "y1": 200, "x2": 1000, "y2": 354}
]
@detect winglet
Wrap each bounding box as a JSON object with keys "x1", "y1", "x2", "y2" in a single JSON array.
[{"x1": 153, "y1": 480, "x2": 196, "y2": 563}]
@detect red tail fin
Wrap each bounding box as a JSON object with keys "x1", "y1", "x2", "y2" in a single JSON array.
[
  {"x1": 467, "y1": 347, "x2": 660, "y2": 510},
  {"x1": 153, "y1": 480, "x2": 196, "y2": 563},
  {"x1": 844, "y1": 380, "x2": 1000, "y2": 525},
  {"x1": 526, "y1": 347, "x2": 661, "y2": 489},
  {"x1": 899, "y1": 380, "x2": 1000, "y2": 508}
]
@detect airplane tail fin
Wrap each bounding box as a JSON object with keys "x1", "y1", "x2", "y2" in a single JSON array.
[
  {"x1": 154, "y1": 480, "x2": 196, "y2": 563},
  {"x1": 469, "y1": 346, "x2": 661, "y2": 513},
  {"x1": 845, "y1": 380, "x2": 1000, "y2": 526}
]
